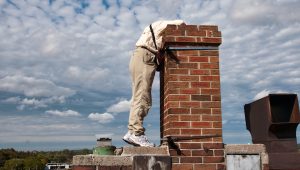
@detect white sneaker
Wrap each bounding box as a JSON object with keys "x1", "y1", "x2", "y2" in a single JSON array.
[
  {"x1": 123, "y1": 131, "x2": 136, "y2": 146},
  {"x1": 128, "y1": 134, "x2": 155, "y2": 147}
]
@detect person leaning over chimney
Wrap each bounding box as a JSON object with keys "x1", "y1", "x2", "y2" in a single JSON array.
[{"x1": 123, "y1": 20, "x2": 185, "y2": 147}]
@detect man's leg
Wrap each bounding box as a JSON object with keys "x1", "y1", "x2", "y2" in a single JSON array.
[{"x1": 125, "y1": 47, "x2": 156, "y2": 146}]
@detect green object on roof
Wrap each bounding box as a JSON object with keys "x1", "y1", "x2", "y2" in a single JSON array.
[{"x1": 93, "y1": 146, "x2": 116, "y2": 155}]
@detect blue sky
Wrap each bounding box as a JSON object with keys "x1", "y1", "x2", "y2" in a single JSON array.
[{"x1": 0, "y1": 0, "x2": 300, "y2": 151}]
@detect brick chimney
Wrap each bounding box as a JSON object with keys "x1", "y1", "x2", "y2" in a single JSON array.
[{"x1": 160, "y1": 24, "x2": 225, "y2": 170}]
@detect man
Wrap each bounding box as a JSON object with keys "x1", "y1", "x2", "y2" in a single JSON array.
[{"x1": 123, "y1": 20, "x2": 185, "y2": 147}]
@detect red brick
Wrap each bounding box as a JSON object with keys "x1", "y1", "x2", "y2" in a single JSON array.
[
  {"x1": 165, "y1": 115, "x2": 179, "y2": 121},
  {"x1": 203, "y1": 156, "x2": 224, "y2": 163},
  {"x1": 167, "y1": 75, "x2": 178, "y2": 81},
  {"x1": 199, "y1": 37, "x2": 222, "y2": 44},
  {"x1": 164, "y1": 26, "x2": 184, "y2": 36},
  {"x1": 180, "y1": 128, "x2": 201, "y2": 135},
  {"x1": 180, "y1": 88, "x2": 200, "y2": 94},
  {"x1": 172, "y1": 164, "x2": 193, "y2": 170},
  {"x1": 217, "y1": 164, "x2": 226, "y2": 170},
  {"x1": 211, "y1": 82, "x2": 220, "y2": 88},
  {"x1": 203, "y1": 143, "x2": 224, "y2": 149},
  {"x1": 176, "y1": 56, "x2": 189, "y2": 62},
  {"x1": 191, "y1": 122, "x2": 212, "y2": 128},
  {"x1": 186, "y1": 29, "x2": 206, "y2": 36},
  {"x1": 193, "y1": 138, "x2": 213, "y2": 142},
  {"x1": 167, "y1": 108, "x2": 190, "y2": 115},
  {"x1": 180, "y1": 143, "x2": 202, "y2": 149},
  {"x1": 189, "y1": 56, "x2": 209, "y2": 62},
  {"x1": 192, "y1": 149, "x2": 213, "y2": 156},
  {"x1": 191, "y1": 82, "x2": 210, "y2": 88},
  {"x1": 180, "y1": 101, "x2": 201, "y2": 108},
  {"x1": 168, "y1": 89, "x2": 180, "y2": 94},
  {"x1": 211, "y1": 69, "x2": 220, "y2": 75},
  {"x1": 201, "y1": 88, "x2": 221, "y2": 95},
  {"x1": 200, "y1": 63, "x2": 219, "y2": 69},
  {"x1": 176, "y1": 36, "x2": 196, "y2": 43},
  {"x1": 214, "y1": 31, "x2": 222, "y2": 37},
  {"x1": 201, "y1": 101, "x2": 221, "y2": 108},
  {"x1": 202, "y1": 115, "x2": 222, "y2": 121},
  {"x1": 168, "y1": 95, "x2": 190, "y2": 101},
  {"x1": 169, "y1": 149, "x2": 191, "y2": 156},
  {"x1": 210, "y1": 56, "x2": 219, "y2": 63},
  {"x1": 177, "y1": 50, "x2": 199, "y2": 56},
  {"x1": 199, "y1": 51, "x2": 219, "y2": 56},
  {"x1": 171, "y1": 157, "x2": 180, "y2": 163},
  {"x1": 169, "y1": 69, "x2": 189, "y2": 75},
  {"x1": 199, "y1": 25, "x2": 218, "y2": 31},
  {"x1": 180, "y1": 115, "x2": 200, "y2": 121},
  {"x1": 163, "y1": 36, "x2": 175, "y2": 42},
  {"x1": 192, "y1": 95, "x2": 211, "y2": 101},
  {"x1": 201, "y1": 75, "x2": 220, "y2": 81},
  {"x1": 191, "y1": 108, "x2": 211, "y2": 115},
  {"x1": 165, "y1": 101, "x2": 179, "y2": 108},
  {"x1": 180, "y1": 156, "x2": 202, "y2": 163},
  {"x1": 184, "y1": 25, "x2": 198, "y2": 30},
  {"x1": 194, "y1": 164, "x2": 217, "y2": 170},
  {"x1": 213, "y1": 137, "x2": 223, "y2": 143},
  {"x1": 169, "y1": 121, "x2": 190, "y2": 128},
  {"x1": 214, "y1": 149, "x2": 224, "y2": 156},
  {"x1": 164, "y1": 25, "x2": 177, "y2": 32},
  {"x1": 202, "y1": 129, "x2": 222, "y2": 136},
  {"x1": 164, "y1": 128, "x2": 180, "y2": 136},
  {"x1": 213, "y1": 122, "x2": 222, "y2": 128},
  {"x1": 178, "y1": 63, "x2": 198, "y2": 69},
  {"x1": 190, "y1": 69, "x2": 210, "y2": 75},
  {"x1": 169, "y1": 82, "x2": 189, "y2": 88},
  {"x1": 212, "y1": 95, "x2": 221, "y2": 101},
  {"x1": 179, "y1": 75, "x2": 199, "y2": 81},
  {"x1": 166, "y1": 62, "x2": 178, "y2": 68},
  {"x1": 212, "y1": 108, "x2": 221, "y2": 115}
]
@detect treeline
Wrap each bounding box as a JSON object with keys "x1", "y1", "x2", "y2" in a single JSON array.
[{"x1": 0, "y1": 148, "x2": 92, "y2": 170}]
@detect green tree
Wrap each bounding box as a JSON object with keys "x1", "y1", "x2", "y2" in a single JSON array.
[
  {"x1": 2, "y1": 159, "x2": 24, "y2": 170},
  {"x1": 24, "y1": 157, "x2": 44, "y2": 170}
]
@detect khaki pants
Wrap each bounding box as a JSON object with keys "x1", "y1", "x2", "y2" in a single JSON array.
[{"x1": 128, "y1": 47, "x2": 157, "y2": 136}]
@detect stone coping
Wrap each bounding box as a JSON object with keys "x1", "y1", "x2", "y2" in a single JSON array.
[
  {"x1": 225, "y1": 144, "x2": 266, "y2": 154},
  {"x1": 121, "y1": 146, "x2": 169, "y2": 156},
  {"x1": 73, "y1": 155, "x2": 132, "y2": 166}
]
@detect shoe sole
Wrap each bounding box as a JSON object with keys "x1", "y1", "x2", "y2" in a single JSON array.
[{"x1": 122, "y1": 138, "x2": 140, "y2": 147}]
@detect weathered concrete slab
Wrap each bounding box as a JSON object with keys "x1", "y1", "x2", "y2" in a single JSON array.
[
  {"x1": 121, "y1": 146, "x2": 169, "y2": 156},
  {"x1": 225, "y1": 144, "x2": 269, "y2": 169},
  {"x1": 225, "y1": 144, "x2": 266, "y2": 154},
  {"x1": 72, "y1": 155, "x2": 132, "y2": 166},
  {"x1": 73, "y1": 147, "x2": 171, "y2": 170}
]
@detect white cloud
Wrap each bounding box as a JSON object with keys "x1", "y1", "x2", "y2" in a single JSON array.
[
  {"x1": 230, "y1": 0, "x2": 300, "y2": 25},
  {"x1": 95, "y1": 133, "x2": 114, "y2": 139},
  {"x1": 88, "y1": 112, "x2": 115, "y2": 123},
  {"x1": 45, "y1": 110, "x2": 81, "y2": 117},
  {"x1": 2, "y1": 96, "x2": 66, "y2": 110},
  {"x1": 0, "y1": 0, "x2": 300, "y2": 149},
  {"x1": 0, "y1": 75, "x2": 75, "y2": 97},
  {"x1": 107, "y1": 99, "x2": 131, "y2": 113}
]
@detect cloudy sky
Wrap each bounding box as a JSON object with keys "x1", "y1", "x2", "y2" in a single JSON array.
[{"x1": 0, "y1": 0, "x2": 299, "y2": 151}]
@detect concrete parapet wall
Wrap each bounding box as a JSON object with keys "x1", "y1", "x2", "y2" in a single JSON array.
[{"x1": 225, "y1": 144, "x2": 269, "y2": 170}]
